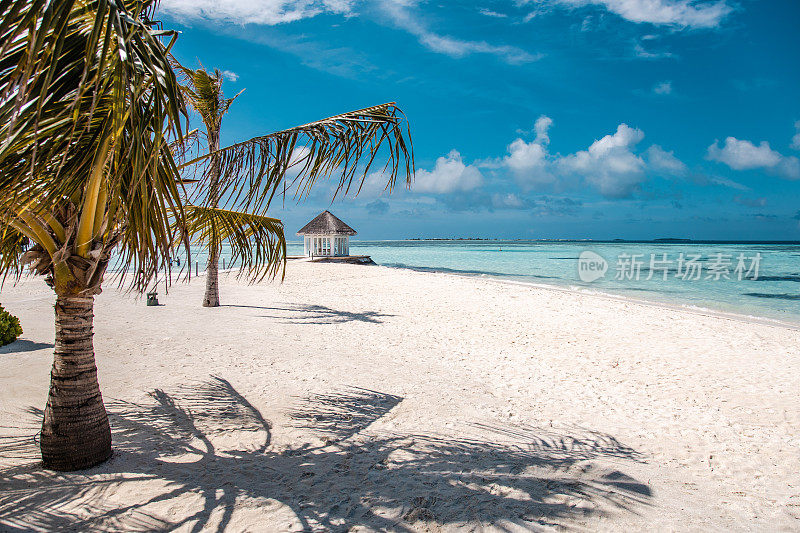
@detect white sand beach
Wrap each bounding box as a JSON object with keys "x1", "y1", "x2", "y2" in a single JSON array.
[{"x1": 1, "y1": 261, "x2": 799, "y2": 531}]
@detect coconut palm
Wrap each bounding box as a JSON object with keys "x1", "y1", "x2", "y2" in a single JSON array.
[
  {"x1": 174, "y1": 65, "x2": 414, "y2": 307},
  {"x1": 175, "y1": 65, "x2": 259, "y2": 307},
  {"x1": 0, "y1": 0, "x2": 412, "y2": 471},
  {"x1": 0, "y1": 0, "x2": 187, "y2": 471}
]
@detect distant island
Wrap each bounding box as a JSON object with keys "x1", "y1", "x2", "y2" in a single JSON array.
[
  {"x1": 398, "y1": 237, "x2": 800, "y2": 244},
  {"x1": 408, "y1": 237, "x2": 501, "y2": 241}
]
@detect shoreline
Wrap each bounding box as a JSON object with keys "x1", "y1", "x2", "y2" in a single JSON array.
[
  {"x1": 166, "y1": 239, "x2": 800, "y2": 328},
  {"x1": 373, "y1": 262, "x2": 800, "y2": 332},
  {"x1": 106, "y1": 260, "x2": 800, "y2": 331}
]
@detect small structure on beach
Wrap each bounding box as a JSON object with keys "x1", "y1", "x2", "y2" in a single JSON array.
[{"x1": 298, "y1": 210, "x2": 356, "y2": 258}]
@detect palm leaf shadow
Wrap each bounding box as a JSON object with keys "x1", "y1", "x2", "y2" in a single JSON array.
[
  {"x1": 286, "y1": 386, "x2": 402, "y2": 440},
  {"x1": 0, "y1": 377, "x2": 652, "y2": 531}
]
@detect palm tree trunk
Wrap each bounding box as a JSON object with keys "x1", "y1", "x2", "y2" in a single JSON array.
[
  {"x1": 40, "y1": 295, "x2": 112, "y2": 471},
  {"x1": 203, "y1": 244, "x2": 220, "y2": 307},
  {"x1": 202, "y1": 127, "x2": 221, "y2": 308}
]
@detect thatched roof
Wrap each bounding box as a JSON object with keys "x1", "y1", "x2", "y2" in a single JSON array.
[{"x1": 297, "y1": 210, "x2": 357, "y2": 236}]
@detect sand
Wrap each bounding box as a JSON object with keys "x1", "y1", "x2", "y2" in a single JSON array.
[{"x1": 1, "y1": 260, "x2": 799, "y2": 531}]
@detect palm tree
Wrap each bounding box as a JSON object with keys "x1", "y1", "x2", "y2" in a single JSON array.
[
  {"x1": 174, "y1": 65, "x2": 414, "y2": 307},
  {"x1": 0, "y1": 0, "x2": 412, "y2": 471},
  {"x1": 0, "y1": 0, "x2": 188, "y2": 471},
  {"x1": 175, "y1": 65, "x2": 255, "y2": 307}
]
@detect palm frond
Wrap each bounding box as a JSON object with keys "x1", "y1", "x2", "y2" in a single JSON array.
[
  {"x1": 180, "y1": 102, "x2": 414, "y2": 215},
  {"x1": 0, "y1": 224, "x2": 29, "y2": 284},
  {"x1": 0, "y1": 0, "x2": 185, "y2": 205},
  {"x1": 173, "y1": 65, "x2": 242, "y2": 129},
  {"x1": 0, "y1": 0, "x2": 189, "y2": 292},
  {"x1": 177, "y1": 206, "x2": 286, "y2": 282}
]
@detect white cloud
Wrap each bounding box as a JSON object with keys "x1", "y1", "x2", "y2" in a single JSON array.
[
  {"x1": 504, "y1": 138, "x2": 554, "y2": 186},
  {"x1": 646, "y1": 144, "x2": 687, "y2": 174},
  {"x1": 634, "y1": 42, "x2": 676, "y2": 59},
  {"x1": 351, "y1": 170, "x2": 394, "y2": 198},
  {"x1": 792, "y1": 120, "x2": 800, "y2": 151},
  {"x1": 381, "y1": 1, "x2": 540, "y2": 64},
  {"x1": 707, "y1": 137, "x2": 800, "y2": 179},
  {"x1": 533, "y1": 115, "x2": 553, "y2": 144},
  {"x1": 501, "y1": 116, "x2": 556, "y2": 187},
  {"x1": 478, "y1": 8, "x2": 508, "y2": 18},
  {"x1": 411, "y1": 118, "x2": 688, "y2": 202},
  {"x1": 221, "y1": 70, "x2": 240, "y2": 82},
  {"x1": 413, "y1": 150, "x2": 484, "y2": 194},
  {"x1": 559, "y1": 124, "x2": 647, "y2": 198},
  {"x1": 417, "y1": 34, "x2": 540, "y2": 63},
  {"x1": 500, "y1": 118, "x2": 687, "y2": 197},
  {"x1": 707, "y1": 137, "x2": 781, "y2": 169},
  {"x1": 492, "y1": 193, "x2": 526, "y2": 209},
  {"x1": 161, "y1": 0, "x2": 540, "y2": 65},
  {"x1": 588, "y1": 123, "x2": 644, "y2": 155},
  {"x1": 704, "y1": 175, "x2": 749, "y2": 191},
  {"x1": 288, "y1": 145, "x2": 312, "y2": 168},
  {"x1": 652, "y1": 80, "x2": 672, "y2": 95},
  {"x1": 778, "y1": 157, "x2": 800, "y2": 179},
  {"x1": 159, "y1": 0, "x2": 354, "y2": 25},
  {"x1": 537, "y1": 0, "x2": 733, "y2": 29}
]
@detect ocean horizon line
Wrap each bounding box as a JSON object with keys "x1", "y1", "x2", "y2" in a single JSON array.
[{"x1": 284, "y1": 238, "x2": 800, "y2": 245}]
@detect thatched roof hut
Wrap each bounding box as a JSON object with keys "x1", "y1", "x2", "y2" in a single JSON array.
[
  {"x1": 297, "y1": 211, "x2": 356, "y2": 257},
  {"x1": 297, "y1": 210, "x2": 357, "y2": 237}
]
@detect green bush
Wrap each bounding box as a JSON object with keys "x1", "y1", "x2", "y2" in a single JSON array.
[{"x1": 0, "y1": 304, "x2": 23, "y2": 346}]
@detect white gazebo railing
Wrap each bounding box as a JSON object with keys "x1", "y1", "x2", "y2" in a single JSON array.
[{"x1": 303, "y1": 235, "x2": 350, "y2": 257}]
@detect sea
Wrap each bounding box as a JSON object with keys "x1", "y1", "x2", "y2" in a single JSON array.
[{"x1": 182, "y1": 240, "x2": 800, "y2": 326}]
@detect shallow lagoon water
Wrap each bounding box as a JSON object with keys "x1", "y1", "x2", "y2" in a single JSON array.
[{"x1": 182, "y1": 240, "x2": 800, "y2": 324}]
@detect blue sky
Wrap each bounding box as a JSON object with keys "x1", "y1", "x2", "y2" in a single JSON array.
[{"x1": 160, "y1": 0, "x2": 800, "y2": 240}]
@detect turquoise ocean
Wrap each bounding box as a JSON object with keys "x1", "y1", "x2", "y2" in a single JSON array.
[{"x1": 181, "y1": 240, "x2": 800, "y2": 325}]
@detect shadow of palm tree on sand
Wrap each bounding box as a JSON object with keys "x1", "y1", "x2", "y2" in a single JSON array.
[
  {"x1": 0, "y1": 339, "x2": 54, "y2": 354},
  {"x1": 223, "y1": 303, "x2": 393, "y2": 324},
  {"x1": 0, "y1": 377, "x2": 651, "y2": 531}
]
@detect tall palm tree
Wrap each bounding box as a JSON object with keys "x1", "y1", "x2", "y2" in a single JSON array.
[
  {"x1": 0, "y1": 0, "x2": 412, "y2": 471},
  {"x1": 176, "y1": 65, "x2": 248, "y2": 307},
  {"x1": 0, "y1": 0, "x2": 187, "y2": 471},
  {"x1": 175, "y1": 65, "x2": 414, "y2": 307}
]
